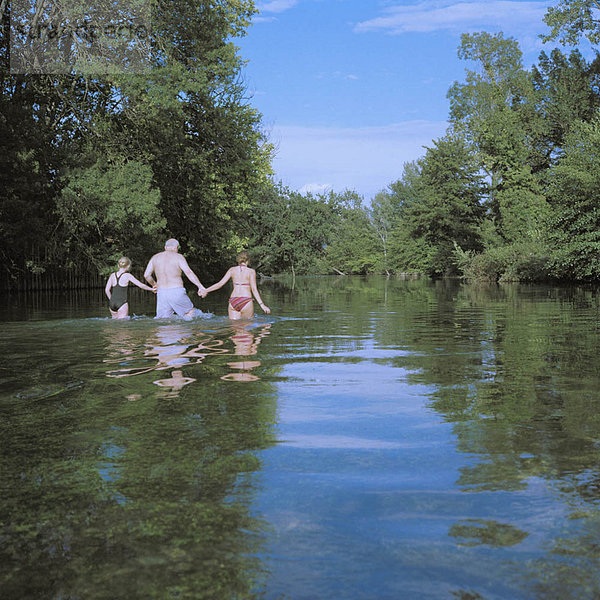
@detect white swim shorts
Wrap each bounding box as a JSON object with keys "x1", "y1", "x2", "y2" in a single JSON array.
[{"x1": 156, "y1": 287, "x2": 194, "y2": 318}]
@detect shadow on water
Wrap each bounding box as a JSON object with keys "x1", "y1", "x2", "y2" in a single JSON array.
[{"x1": 2, "y1": 278, "x2": 600, "y2": 599}]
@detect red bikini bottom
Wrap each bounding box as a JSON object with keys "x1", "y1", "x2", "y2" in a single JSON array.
[{"x1": 229, "y1": 297, "x2": 252, "y2": 311}]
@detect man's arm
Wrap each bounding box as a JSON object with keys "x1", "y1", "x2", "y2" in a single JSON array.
[
  {"x1": 204, "y1": 268, "x2": 232, "y2": 293},
  {"x1": 127, "y1": 274, "x2": 156, "y2": 293},
  {"x1": 180, "y1": 256, "x2": 207, "y2": 297},
  {"x1": 144, "y1": 257, "x2": 156, "y2": 287}
]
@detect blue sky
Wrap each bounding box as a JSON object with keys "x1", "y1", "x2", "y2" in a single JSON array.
[{"x1": 236, "y1": 1, "x2": 568, "y2": 200}]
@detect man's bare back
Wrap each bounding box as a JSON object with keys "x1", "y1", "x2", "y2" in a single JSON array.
[
  {"x1": 146, "y1": 250, "x2": 188, "y2": 289},
  {"x1": 144, "y1": 239, "x2": 207, "y2": 294},
  {"x1": 144, "y1": 239, "x2": 207, "y2": 319}
]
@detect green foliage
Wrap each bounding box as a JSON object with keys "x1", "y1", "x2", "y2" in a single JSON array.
[
  {"x1": 369, "y1": 190, "x2": 400, "y2": 274},
  {"x1": 546, "y1": 114, "x2": 600, "y2": 280},
  {"x1": 0, "y1": 76, "x2": 68, "y2": 279},
  {"x1": 448, "y1": 32, "x2": 545, "y2": 240},
  {"x1": 57, "y1": 159, "x2": 166, "y2": 271},
  {"x1": 7, "y1": 0, "x2": 600, "y2": 287},
  {"x1": 248, "y1": 183, "x2": 338, "y2": 275},
  {"x1": 456, "y1": 31, "x2": 524, "y2": 82},
  {"x1": 542, "y1": 0, "x2": 600, "y2": 46},
  {"x1": 322, "y1": 190, "x2": 380, "y2": 274},
  {"x1": 391, "y1": 135, "x2": 485, "y2": 276},
  {"x1": 390, "y1": 229, "x2": 437, "y2": 274},
  {"x1": 495, "y1": 169, "x2": 550, "y2": 244},
  {"x1": 532, "y1": 49, "x2": 600, "y2": 167},
  {"x1": 454, "y1": 242, "x2": 551, "y2": 283},
  {"x1": 0, "y1": 0, "x2": 271, "y2": 288},
  {"x1": 142, "y1": 86, "x2": 272, "y2": 275}
]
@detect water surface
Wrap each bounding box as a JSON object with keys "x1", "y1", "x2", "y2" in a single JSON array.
[{"x1": 1, "y1": 277, "x2": 600, "y2": 599}]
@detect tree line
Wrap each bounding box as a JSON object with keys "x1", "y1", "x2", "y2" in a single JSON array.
[
  {"x1": 1, "y1": 0, "x2": 271, "y2": 289},
  {"x1": 253, "y1": 1, "x2": 600, "y2": 283},
  {"x1": 2, "y1": 0, "x2": 600, "y2": 289}
]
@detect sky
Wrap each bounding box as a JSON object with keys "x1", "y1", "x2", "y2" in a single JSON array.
[{"x1": 235, "y1": 0, "x2": 571, "y2": 200}]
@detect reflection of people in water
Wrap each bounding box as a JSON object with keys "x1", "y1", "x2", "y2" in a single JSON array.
[
  {"x1": 145, "y1": 323, "x2": 195, "y2": 369},
  {"x1": 221, "y1": 322, "x2": 271, "y2": 382},
  {"x1": 205, "y1": 251, "x2": 270, "y2": 320},
  {"x1": 105, "y1": 256, "x2": 156, "y2": 319},
  {"x1": 105, "y1": 322, "x2": 228, "y2": 380},
  {"x1": 104, "y1": 317, "x2": 271, "y2": 389},
  {"x1": 153, "y1": 369, "x2": 196, "y2": 397},
  {"x1": 145, "y1": 324, "x2": 229, "y2": 370}
]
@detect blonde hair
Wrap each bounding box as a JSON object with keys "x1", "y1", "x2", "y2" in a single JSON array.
[
  {"x1": 118, "y1": 256, "x2": 131, "y2": 270},
  {"x1": 236, "y1": 251, "x2": 250, "y2": 265}
]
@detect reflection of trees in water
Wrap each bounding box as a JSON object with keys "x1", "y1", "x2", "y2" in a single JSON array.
[
  {"x1": 279, "y1": 277, "x2": 600, "y2": 598},
  {"x1": 6, "y1": 277, "x2": 600, "y2": 598},
  {"x1": 248, "y1": 276, "x2": 600, "y2": 598},
  {"x1": 0, "y1": 320, "x2": 278, "y2": 599},
  {"x1": 524, "y1": 512, "x2": 600, "y2": 599},
  {"x1": 384, "y1": 282, "x2": 600, "y2": 599},
  {"x1": 449, "y1": 519, "x2": 528, "y2": 547}
]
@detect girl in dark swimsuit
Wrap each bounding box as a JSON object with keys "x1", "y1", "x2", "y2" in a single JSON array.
[
  {"x1": 104, "y1": 257, "x2": 156, "y2": 319},
  {"x1": 204, "y1": 251, "x2": 271, "y2": 320}
]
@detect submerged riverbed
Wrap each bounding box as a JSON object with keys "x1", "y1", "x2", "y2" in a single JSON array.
[{"x1": 1, "y1": 276, "x2": 600, "y2": 599}]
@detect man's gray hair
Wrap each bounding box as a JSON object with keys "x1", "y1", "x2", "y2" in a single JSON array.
[{"x1": 165, "y1": 238, "x2": 180, "y2": 249}]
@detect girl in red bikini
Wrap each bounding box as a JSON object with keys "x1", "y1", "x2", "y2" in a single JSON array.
[{"x1": 204, "y1": 251, "x2": 271, "y2": 320}]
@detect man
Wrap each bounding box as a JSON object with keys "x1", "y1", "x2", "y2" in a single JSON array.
[{"x1": 144, "y1": 238, "x2": 207, "y2": 319}]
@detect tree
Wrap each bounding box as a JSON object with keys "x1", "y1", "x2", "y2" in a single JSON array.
[
  {"x1": 532, "y1": 49, "x2": 600, "y2": 166},
  {"x1": 56, "y1": 159, "x2": 166, "y2": 271},
  {"x1": 0, "y1": 75, "x2": 72, "y2": 283},
  {"x1": 547, "y1": 114, "x2": 600, "y2": 280},
  {"x1": 0, "y1": 0, "x2": 270, "y2": 287},
  {"x1": 386, "y1": 162, "x2": 432, "y2": 273},
  {"x1": 390, "y1": 136, "x2": 485, "y2": 276},
  {"x1": 323, "y1": 191, "x2": 380, "y2": 275},
  {"x1": 140, "y1": 84, "x2": 272, "y2": 275},
  {"x1": 369, "y1": 191, "x2": 399, "y2": 275},
  {"x1": 542, "y1": 0, "x2": 600, "y2": 45},
  {"x1": 447, "y1": 32, "x2": 548, "y2": 242},
  {"x1": 249, "y1": 184, "x2": 337, "y2": 275}
]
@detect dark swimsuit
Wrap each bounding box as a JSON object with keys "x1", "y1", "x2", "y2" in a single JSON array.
[
  {"x1": 109, "y1": 273, "x2": 129, "y2": 311},
  {"x1": 229, "y1": 268, "x2": 252, "y2": 312}
]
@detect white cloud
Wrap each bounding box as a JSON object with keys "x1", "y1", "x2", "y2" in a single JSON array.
[
  {"x1": 253, "y1": 16, "x2": 278, "y2": 23},
  {"x1": 256, "y1": 0, "x2": 299, "y2": 14},
  {"x1": 317, "y1": 71, "x2": 359, "y2": 81},
  {"x1": 354, "y1": 1, "x2": 549, "y2": 35},
  {"x1": 267, "y1": 120, "x2": 449, "y2": 199}
]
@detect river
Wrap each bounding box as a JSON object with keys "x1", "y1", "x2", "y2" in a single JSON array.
[{"x1": 1, "y1": 276, "x2": 599, "y2": 599}]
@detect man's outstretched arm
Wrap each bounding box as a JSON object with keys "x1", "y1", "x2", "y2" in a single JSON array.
[
  {"x1": 180, "y1": 257, "x2": 207, "y2": 297},
  {"x1": 144, "y1": 258, "x2": 156, "y2": 287}
]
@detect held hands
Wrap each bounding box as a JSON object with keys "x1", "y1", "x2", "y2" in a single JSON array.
[{"x1": 197, "y1": 287, "x2": 208, "y2": 298}]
